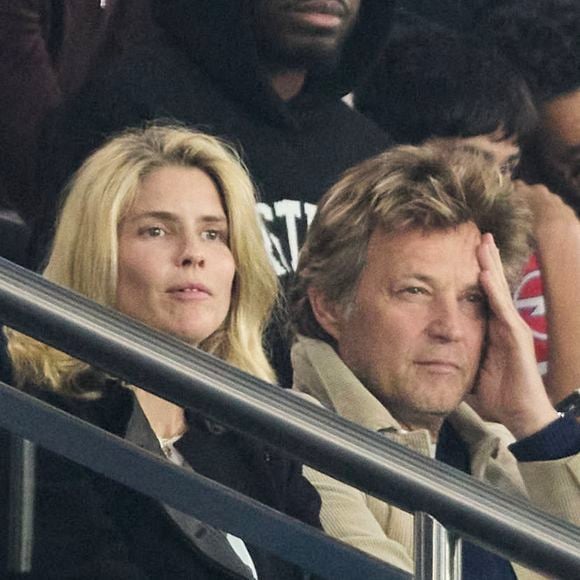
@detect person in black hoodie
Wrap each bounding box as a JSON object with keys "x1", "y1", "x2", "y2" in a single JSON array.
[{"x1": 33, "y1": 0, "x2": 394, "y2": 385}]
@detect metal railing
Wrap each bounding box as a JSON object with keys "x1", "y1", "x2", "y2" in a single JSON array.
[
  {"x1": 0, "y1": 381, "x2": 406, "y2": 580},
  {"x1": 1, "y1": 257, "x2": 579, "y2": 578}
]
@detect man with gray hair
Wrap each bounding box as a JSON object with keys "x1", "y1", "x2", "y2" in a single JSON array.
[{"x1": 290, "y1": 145, "x2": 580, "y2": 578}]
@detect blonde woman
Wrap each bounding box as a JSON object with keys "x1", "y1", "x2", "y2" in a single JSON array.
[{"x1": 5, "y1": 126, "x2": 320, "y2": 580}]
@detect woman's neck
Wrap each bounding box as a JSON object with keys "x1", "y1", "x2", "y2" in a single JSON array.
[{"x1": 133, "y1": 387, "x2": 187, "y2": 439}]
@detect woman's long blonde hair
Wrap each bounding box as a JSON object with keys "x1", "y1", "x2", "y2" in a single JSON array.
[{"x1": 7, "y1": 125, "x2": 278, "y2": 392}]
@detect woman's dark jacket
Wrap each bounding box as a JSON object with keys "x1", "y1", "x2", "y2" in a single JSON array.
[{"x1": 12, "y1": 378, "x2": 321, "y2": 579}]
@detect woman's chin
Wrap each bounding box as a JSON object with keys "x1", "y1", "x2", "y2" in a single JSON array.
[{"x1": 163, "y1": 325, "x2": 211, "y2": 347}]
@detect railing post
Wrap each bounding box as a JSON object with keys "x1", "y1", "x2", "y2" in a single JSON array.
[
  {"x1": 7, "y1": 436, "x2": 36, "y2": 573},
  {"x1": 414, "y1": 512, "x2": 462, "y2": 580}
]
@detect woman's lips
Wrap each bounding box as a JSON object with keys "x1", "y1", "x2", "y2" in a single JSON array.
[{"x1": 167, "y1": 284, "x2": 211, "y2": 300}]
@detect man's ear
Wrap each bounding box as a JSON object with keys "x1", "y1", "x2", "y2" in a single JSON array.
[{"x1": 307, "y1": 287, "x2": 342, "y2": 341}]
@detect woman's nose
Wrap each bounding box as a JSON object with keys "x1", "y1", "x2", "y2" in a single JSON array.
[{"x1": 177, "y1": 236, "x2": 205, "y2": 267}]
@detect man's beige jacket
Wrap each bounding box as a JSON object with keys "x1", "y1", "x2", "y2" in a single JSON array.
[{"x1": 292, "y1": 335, "x2": 580, "y2": 579}]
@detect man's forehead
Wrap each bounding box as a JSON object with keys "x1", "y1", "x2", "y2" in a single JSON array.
[
  {"x1": 371, "y1": 223, "x2": 482, "y2": 247},
  {"x1": 366, "y1": 224, "x2": 483, "y2": 278}
]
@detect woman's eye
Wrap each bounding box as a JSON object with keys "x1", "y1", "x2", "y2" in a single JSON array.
[
  {"x1": 145, "y1": 226, "x2": 165, "y2": 237},
  {"x1": 201, "y1": 229, "x2": 227, "y2": 242}
]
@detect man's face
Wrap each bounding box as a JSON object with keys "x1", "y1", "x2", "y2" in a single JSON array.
[
  {"x1": 254, "y1": 0, "x2": 362, "y2": 71},
  {"x1": 316, "y1": 223, "x2": 487, "y2": 433},
  {"x1": 538, "y1": 90, "x2": 580, "y2": 209}
]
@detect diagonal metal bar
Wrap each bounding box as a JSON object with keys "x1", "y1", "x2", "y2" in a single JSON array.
[{"x1": 0, "y1": 257, "x2": 579, "y2": 578}]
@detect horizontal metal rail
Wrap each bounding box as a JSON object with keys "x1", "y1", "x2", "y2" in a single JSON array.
[
  {"x1": 0, "y1": 382, "x2": 406, "y2": 580},
  {"x1": 1, "y1": 257, "x2": 579, "y2": 578}
]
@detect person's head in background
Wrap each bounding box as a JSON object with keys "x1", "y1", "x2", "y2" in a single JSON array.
[
  {"x1": 354, "y1": 14, "x2": 537, "y2": 177},
  {"x1": 253, "y1": 0, "x2": 362, "y2": 72},
  {"x1": 475, "y1": 0, "x2": 580, "y2": 213},
  {"x1": 250, "y1": 0, "x2": 394, "y2": 100},
  {"x1": 6, "y1": 125, "x2": 278, "y2": 393}
]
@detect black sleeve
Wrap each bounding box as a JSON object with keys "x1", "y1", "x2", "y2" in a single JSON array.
[{"x1": 508, "y1": 413, "x2": 580, "y2": 461}]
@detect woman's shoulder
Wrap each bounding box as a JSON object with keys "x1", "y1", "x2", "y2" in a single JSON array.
[{"x1": 22, "y1": 373, "x2": 134, "y2": 435}]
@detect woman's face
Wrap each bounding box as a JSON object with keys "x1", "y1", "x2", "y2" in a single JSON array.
[{"x1": 116, "y1": 165, "x2": 236, "y2": 345}]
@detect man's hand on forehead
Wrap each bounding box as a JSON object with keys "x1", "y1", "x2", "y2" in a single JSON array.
[{"x1": 473, "y1": 233, "x2": 558, "y2": 439}]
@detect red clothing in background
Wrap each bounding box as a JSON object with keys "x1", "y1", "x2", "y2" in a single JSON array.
[{"x1": 514, "y1": 253, "x2": 548, "y2": 375}]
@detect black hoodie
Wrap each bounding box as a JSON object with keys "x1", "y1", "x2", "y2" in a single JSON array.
[
  {"x1": 32, "y1": 0, "x2": 394, "y2": 387},
  {"x1": 38, "y1": 0, "x2": 393, "y2": 275}
]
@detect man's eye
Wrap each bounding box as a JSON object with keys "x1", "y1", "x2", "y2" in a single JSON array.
[
  {"x1": 465, "y1": 293, "x2": 488, "y2": 316},
  {"x1": 467, "y1": 293, "x2": 485, "y2": 303},
  {"x1": 404, "y1": 287, "x2": 425, "y2": 295}
]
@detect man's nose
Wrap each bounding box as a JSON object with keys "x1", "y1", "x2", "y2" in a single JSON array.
[{"x1": 426, "y1": 297, "x2": 465, "y2": 342}]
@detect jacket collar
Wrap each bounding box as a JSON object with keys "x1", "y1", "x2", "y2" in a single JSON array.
[
  {"x1": 292, "y1": 334, "x2": 402, "y2": 432},
  {"x1": 123, "y1": 387, "x2": 256, "y2": 579},
  {"x1": 291, "y1": 335, "x2": 516, "y2": 465}
]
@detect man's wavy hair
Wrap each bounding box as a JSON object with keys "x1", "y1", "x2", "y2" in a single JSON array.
[{"x1": 290, "y1": 143, "x2": 532, "y2": 344}]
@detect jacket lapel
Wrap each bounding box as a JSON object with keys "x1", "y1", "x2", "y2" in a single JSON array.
[{"x1": 124, "y1": 396, "x2": 255, "y2": 580}]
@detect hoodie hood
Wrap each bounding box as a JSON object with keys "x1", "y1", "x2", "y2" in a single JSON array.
[{"x1": 154, "y1": 0, "x2": 394, "y2": 122}]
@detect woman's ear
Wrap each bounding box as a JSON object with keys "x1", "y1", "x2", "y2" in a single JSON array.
[{"x1": 307, "y1": 287, "x2": 343, "y2": 341}]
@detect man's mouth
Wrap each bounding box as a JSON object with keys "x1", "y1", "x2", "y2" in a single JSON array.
[
  {"x1": 292, "y1": 1, "x2": 347, "y2": 17},
  {"x1": 288, "y1": 1, "x2": 347, "y2": 28},
  {"x1": 415, "y1": 360, "x2": 461, "y2": 374}
]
